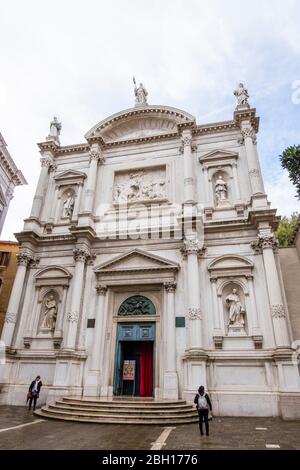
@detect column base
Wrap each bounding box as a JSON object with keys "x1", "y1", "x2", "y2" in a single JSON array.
[
  {"x1": 83, "y1": 370, "x2": 101, "y2": 397},
  {"x1": 163, "y1": 372, "x2": 178, "y2": 400}
]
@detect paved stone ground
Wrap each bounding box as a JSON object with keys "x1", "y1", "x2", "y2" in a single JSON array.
[{"x1": 0, "y1": 406, "x2": 300, "y2": 450}]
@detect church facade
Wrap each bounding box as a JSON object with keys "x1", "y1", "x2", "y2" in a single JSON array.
[{"x1": 1, "y1": 84, "x2": 299, "y2": 419}]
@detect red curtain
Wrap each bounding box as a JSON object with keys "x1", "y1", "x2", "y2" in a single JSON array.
[{"x1": 140, "y1": 342, "x2": 153, "y2": 397}]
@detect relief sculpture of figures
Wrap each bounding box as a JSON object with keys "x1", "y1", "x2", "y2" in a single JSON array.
[
  {"x1": 233, "y1": 82, "x2": 250, "y2": 108},
  {"x1": 40, "y1": 295, "x2": 57, "y2": 331},
  {"x1": 62, "y1": 192, "x2": 75, "y2": 218},
  {"x1": 215, "y1": 175, "x2": 228, "y2": 204},
  {"x1": 113, "y1": 169, "x2": 166, "y2": 203},
  {"x1": 226, "y1": 288, "x2": 246, "y2": 328},
  {"x1": 133, "y1": 76, "x2": 148, "y2": 106}
]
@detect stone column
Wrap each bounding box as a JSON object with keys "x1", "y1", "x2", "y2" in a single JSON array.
[
  {"x1": 182, "y1": 239, "x2": 204, "y2": 350},
  {"x1": 246, "y1": 275, "x2": 261, "y2": 336},
  {"x1": 181, "y1": 130, "x2": 195, "y2": 204},
  {"x1": 163, "y1": 282, "x2": 178, "y2": 399},
  {"x1": 252, "y1": 233, "x2": 290, "y2": 347},
  {"x1": 83, "y1": 144, "x2": 105, "y2": 214},
  {"x1": 64, "y1": 247, "x2": 90, "y2": 351},
  {"x1": 231, "y1": 162, "x2": 241, "y2": 200},
  {"x1": 30, "y1": 153, "x2": 53, "y2": 219},
  {"x1": 1, "y1": 251, "x2": 34, "y2": 348},
  {"x1": 202, "y1": 167, "x2": 210, "y2": 204},
  {"x1": 48, "y1": 184, "x2": 59, "y2": 225},
  {"x1": 91, "y1": 285, "x2": 108, "y2": 371},
  {"x1": 41, "y1": 163, "x2": 57, "y2": 223},
  {"x1": 210, "y1": 277, "x2": 222, "y2": 336},
  {"x1": 71, "y1": 183, "x2": 83, "y2": 222},
  {"x1": 240, "y1": 122, "x2": 264, "y2": 195}
]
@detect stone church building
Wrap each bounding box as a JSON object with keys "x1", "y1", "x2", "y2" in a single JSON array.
[{"x1": 1, "y1": 83, "x2": 299, "y2": 419}]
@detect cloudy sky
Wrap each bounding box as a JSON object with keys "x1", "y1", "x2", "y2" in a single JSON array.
[{"x1": 1, "y1": 0, "x2": 299, "y2": 240}]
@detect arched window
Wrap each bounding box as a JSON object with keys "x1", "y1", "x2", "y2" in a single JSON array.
[{"x1": 118, "y1": 295, "x2": 156, "y2": 316}]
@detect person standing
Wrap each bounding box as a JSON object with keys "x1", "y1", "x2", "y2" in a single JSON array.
[
  {"x1": 194, "y1": 385, "x2": 212, "y2": 436},
  {"x1": 28, "y1": 376, "x2": 42, "y2": 411}
]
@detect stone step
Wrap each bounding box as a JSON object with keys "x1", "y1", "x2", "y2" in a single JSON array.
[
  {"x1": 62, "y1": 397, "x2": 187, "y2": 407},
  {"x1": 56, "y1": 400, "x2": 192, "y2": 411},
  {"x1": 35, "y1": 407, "x2": 198, "y2": 425},
  {"x1": 48, "y1": 403, "x2": 197, "y2": 417}
]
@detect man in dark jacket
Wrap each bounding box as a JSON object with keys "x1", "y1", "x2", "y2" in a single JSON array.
[
  {"x1": 28, "y1": 376, "x2": 42, "y2": 411},
  {"x1": 194, "y1": 385, "x2": 212, "y2": 436}
]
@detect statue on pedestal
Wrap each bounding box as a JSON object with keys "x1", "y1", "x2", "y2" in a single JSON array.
[
  {"x1": 47, "y1": 116, "x2": 62, "y2": 144},
  {"x1": 215, "y1": 175, "x2": 228, "y2": 204},
  {"x1": 40, "y1": 294, "x2": 57, "y2": 331},
  {"x1": 234, "y1": 83, "x2": 250, "y2": 109},
  {"x1": 133, "y1": 76, "x2": 148, "y2": 106},
  {"x1": 226, "y1": 288, "x2": 246, "y2": 331},
  {"x1": 62, "y1": 192, "x2": 74, "y2": 219}
]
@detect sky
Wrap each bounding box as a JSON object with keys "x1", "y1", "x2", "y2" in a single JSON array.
[{"x1": 0, "y1": 0, "x2": 299, "y2": 241}]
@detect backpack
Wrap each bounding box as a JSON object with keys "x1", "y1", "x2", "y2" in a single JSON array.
[{"x1": 197, "y1": 394, "x2": 208, "y2": 410}]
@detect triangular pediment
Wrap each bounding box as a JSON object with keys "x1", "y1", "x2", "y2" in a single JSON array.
[
  {"x1": 94, "y1": 248, "x2": 179, "y2": 273},
  {"x1": 54, "y1": 170, "x2": 87, "y2": 181},
  {"x1": 199, "y1": 149, "x2": 239, "y2": 163}
]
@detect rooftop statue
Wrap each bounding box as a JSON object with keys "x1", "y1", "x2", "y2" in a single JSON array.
[{"x1": 133, "y1": 76, "x2": 148, "y2": 106}]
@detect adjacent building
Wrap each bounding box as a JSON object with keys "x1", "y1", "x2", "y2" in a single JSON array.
[
  {"x1": 0, "y1": 242, "x2": 20, "y2": 334},
  {"x1": 0, "y1": 133, "x2": 27, "y2": 235},
  {"x1": 1, "y1": 84, "x2": 299, "y2": 419}
]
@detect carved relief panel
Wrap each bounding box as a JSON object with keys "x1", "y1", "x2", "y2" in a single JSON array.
[{"x1": 113, "y1": 166, "x2": 167, "y2": 204}]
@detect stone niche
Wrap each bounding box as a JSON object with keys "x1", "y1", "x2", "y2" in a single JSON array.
[{"x1": 113, "y1": 166, "x2": 167, "y2": 205}]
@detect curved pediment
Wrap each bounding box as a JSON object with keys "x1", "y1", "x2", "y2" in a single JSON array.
[
  {"x1": 208, "y1": 255, "x2": 253, "y2": 278},
  {"x1": 34, "y1": 266, "x2": 72, "y2": 287},
  {"x1": 85, "y1": 105, "x2": 195, "y2": 143}
]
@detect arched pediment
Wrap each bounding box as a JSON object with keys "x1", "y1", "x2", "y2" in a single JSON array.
[
  {"x1": 85, "y1": 105, "x2": 195, "y2": 143},
  {"x1": 34, "y1": 265, "x2": 72, "y2": 287},
  {"x1": 208, "y1": 255, "x2": 253, "y2": 278}
]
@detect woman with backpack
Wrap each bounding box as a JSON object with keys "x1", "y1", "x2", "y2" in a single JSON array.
[{"x1": 194, "y1": 385, "x2": 212, "y2": 436}]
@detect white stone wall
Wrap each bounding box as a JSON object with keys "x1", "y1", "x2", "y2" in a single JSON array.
[{"x1": 1, "y1": 105, "x2": 299, "y2": 418}]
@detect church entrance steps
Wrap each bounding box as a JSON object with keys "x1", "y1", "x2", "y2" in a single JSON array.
[{"x1": 35, "y1": 397, "x2": 198, "y2": 425}]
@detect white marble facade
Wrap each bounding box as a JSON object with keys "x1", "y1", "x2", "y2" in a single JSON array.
[{"x1": 1, "y1": 85, "x2": 300, "y2": 419}]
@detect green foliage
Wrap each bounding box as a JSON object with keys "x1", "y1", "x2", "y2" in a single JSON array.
[
  {"x1": 276, "y1": 212, "x2": 298, "y2": 247},
  {"x1": 279, "y1": 145, "x2": 300, "y2": 200}
]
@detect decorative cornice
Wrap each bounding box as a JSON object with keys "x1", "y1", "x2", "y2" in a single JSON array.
[
  {"x1": 194, "y1": 121, "x2": 239, "y2": 136},
  {"x1": 0, "y1": 133, "x2": 27, "y2": 186},
  {"x1": 234, "y1": 108, "x2": 260, "y2": 132}
]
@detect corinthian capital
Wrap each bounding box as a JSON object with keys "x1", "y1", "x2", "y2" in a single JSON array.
[
  {"x1": 181, "y1": 135, "x2": 193, "y2": 147},
  {"x1": 96, "y1": 284, "x2": 108, "y2": 296},
  {"x1": 89, "y1": 149, "x2": 106, "y2": 165},
  {"x1": 164, "y1": 282, "x2": 177, "y2": 293},
  {"x1": 182, "y1": 239, "x2": 206, "y2": 257},
  {"x1": 73, "y1": 247, "x2": 91, "y2": 263},
  {"x1": 16, "y1": 251, "x2": 37, "y2": 267},
  {"x1": 251, "y1": 234, "x2": 278, "y2": 253},
  {"x1": 40, "y1": 156, "x2": 53, "y2": 168},
  {"x1": 240, "y1": 125, "x2": 257, "y2": 145}
]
